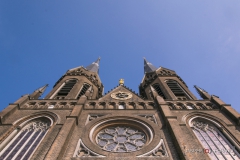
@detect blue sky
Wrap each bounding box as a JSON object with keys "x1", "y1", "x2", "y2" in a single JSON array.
[{"x1": 1, "y1": 1, "x2": 240, "y2": 112}]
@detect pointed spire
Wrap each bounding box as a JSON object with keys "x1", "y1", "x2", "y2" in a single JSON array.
[
  {"x1": 144, "y1": 58, "x2": 157, "y2": 73},
  {"x1": 194, "y1": 85, "x2": 211, "y2": 100},
  {"x1": 29, "y1": 84, "x2": 48, "y2": 99},
  {"x1": 85, "y1": 57, "x2": 100, "y2": 73},
  {"x1": 37, "y1": 84, "x2": 48, "y2": 93}
]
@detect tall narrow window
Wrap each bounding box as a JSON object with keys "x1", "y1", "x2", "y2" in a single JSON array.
[
  {"x1": 54, "y1": 79, "x2": 77, "y2": 99},
  {"x1": 77, "y1": 83, "x2": 91, "y2": 99},
  {"x1": 0, "y1": 117, "x2": 52, "y2": 160},
  {"x1": 166, "y1": 80, "x2": 191, "y2": 100},
  {"x1": 152, "y1": 84, "x2": 166, "y2": 99},
  {"x1": 190, "y1": 118, "x2": 240, "y2": 160}
]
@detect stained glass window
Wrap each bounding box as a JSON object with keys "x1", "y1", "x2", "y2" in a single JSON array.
[
  {"x1": 191, "y1": 118, "x2": 240, "y2": 160},
  {"x1": 96, "y1": 126, "x2": 146, "y2": 152},
  {"x1": 0, "y1": 117, "x2": 51, "y2": 160}
]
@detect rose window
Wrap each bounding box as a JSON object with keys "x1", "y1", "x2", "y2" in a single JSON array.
[{"x1": 96, "y1": 126, "x2": 146, "y2": 152}]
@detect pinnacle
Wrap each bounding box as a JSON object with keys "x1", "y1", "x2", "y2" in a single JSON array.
[
  {"x1": 86, "y1": 57, "x2": 100, "y2": 73},
  {"x1": 144, "y1": 58, "x2": 157, "y2": 73}
]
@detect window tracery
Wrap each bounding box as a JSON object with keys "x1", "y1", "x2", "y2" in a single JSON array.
[
  {"x1": 191, "y1": 118, "x2": 240, "y2": 160},
  {"x1": 0, "y1": 117, "x2": 51, "y2": 160},
  {"x1": 96, "y1": 126, "x2": 146, "y2": 152}
]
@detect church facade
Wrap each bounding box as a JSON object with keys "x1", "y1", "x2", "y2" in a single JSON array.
[{"x1": 0, "y1": 58, "x2": 239, "y2": 160}]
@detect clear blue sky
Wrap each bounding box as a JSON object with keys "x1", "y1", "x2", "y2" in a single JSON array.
[{"x1": 1, "y1": 1, "x2": 240, "y2": 112}]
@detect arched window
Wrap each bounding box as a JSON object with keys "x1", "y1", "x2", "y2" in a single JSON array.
[
  {"x1": 186, "y1": 103, "x2": 195, "y2": 109},
  {"x1": 166, "y1": 80, "x2": 191, "y2": 100},
  {"x1": 0, "y1": 117, "x2": 52, "y2": 160},
  {"x1": 190, "y1": 117, "x2": 240, "y2": 159},
  {"x1": 118, "y1": 103, "x2": 125, "y2": 109},
  {"x1": 152, "y1": 84, "x2": 166, "y2": 99},
  {"x1": 77, "y1": 83, "x2": 91, "y2": 99},
  {"x1": 54, "y1": 79, "x2": 77, "y2": 99}
]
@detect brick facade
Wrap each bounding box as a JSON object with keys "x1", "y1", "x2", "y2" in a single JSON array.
[{"x1": 0, "y1": 59, "x2": 239, "y2": 160}]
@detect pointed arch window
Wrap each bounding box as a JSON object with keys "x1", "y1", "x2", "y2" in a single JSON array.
[
  {"x1": 190, "y1": 117, "x2": 240, "y2": 160},
  {"x1": 166, "y1": 80, "x2": 191, "y2": 100},
  {"x1": 77, "y1": 83, "x2": 91, "y2": 99},
  {"x1": 152, "y1": 84, "x2": 166, "y2": 99},
  {"x1": 54, "y1": 79, "x2": 77, "y2": 99},
  {"x1": 0, "y1": 117, "x2": 52, "y2": 160}
]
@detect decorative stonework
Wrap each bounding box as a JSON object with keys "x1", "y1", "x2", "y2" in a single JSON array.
[
  {"x1": 139, "y1": 115, "x2": 157, "y2": 124},
  {"x1": 167, "y1": 102, "x2": 217, "y2": 110},
  {"x1": 137, "y1": 139, "x2": 168, "y2": 157},
  {"x1": 96, "y1": 126, "x2": 146, "y2": 152},
  {"x1": 21, "y1": 101, "x2": 76, "y2": 109},
  {"x1": 73, "y1": 139, "x2": 105, "y2": 157},
  {"x1": 0, "y1": 118, "x2": 51, "y2": 160},
  {"x1": 191, "y1": 118, "x2": 240, "y2": 159},
  {"x1": 111, "y1": 92, "x2": 132, "y2": 100},
  {"x1": 23, "y1": 120, "x2": 50, "y2": 132},
  {"x1": 85, "y1": 114, "x2": 105, "y2": 125},
  {"x1": 192, "y1": 120, "x2": 215, "y2": 131}
]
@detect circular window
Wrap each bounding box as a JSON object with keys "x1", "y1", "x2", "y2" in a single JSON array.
[
  {"x1": 96, "y1": 126, "x2": 146, "y2": 152},
  {"x1": 90, "y1": 118, "x2": 153, "y2": 153}
]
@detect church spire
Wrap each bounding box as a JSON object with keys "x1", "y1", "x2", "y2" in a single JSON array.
[
  {"x1": 85, "y1": 57, "x2": 100, "y2": 73},
  {"x1": 29, "y1": 84, "x2": 48, "y2": 99},
  {"x1": 194, "y1": 85, "x2": 211, "y2": 100},
  {"x1": 144, "y1": 58, "x2": 157, "y2": 73}
]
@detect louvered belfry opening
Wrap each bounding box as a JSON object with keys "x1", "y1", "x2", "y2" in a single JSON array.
[
  {"x1": 166, "y1": 80, "x2": 191, "y2": 100},
  {"x1": 152, "y1": 84, "x2": 166, "y2": 99},
  {"x1": 77, "y1": 83, "x2": 91, "y2": 99},
  {"x1": 55, "y1": 79, "x2": 77, "y2": 99}
]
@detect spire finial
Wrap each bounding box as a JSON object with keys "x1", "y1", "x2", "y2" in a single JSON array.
[
  {"x1": 194, "y1": 85, "x2": 211, "y2": 99},
  {"x1": 144, "y1": 58, "x2": 157, "y2": 73},
  {"x1": 86, "y1": 57, "x2": 101, "y2": 73},
  {"x1": 38, "y1": 84, "x2": 48, "y2": 93},
  {"x1": 119, "y1": 79, "x2": 124, "y2": 86},
  {"x1": 29, "y1": 84, "x2": 48, "y2": 99}
]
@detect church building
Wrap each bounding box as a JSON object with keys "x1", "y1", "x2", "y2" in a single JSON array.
[{"x1": 0, "y1": 58, "x2": 239, "y2": 160}]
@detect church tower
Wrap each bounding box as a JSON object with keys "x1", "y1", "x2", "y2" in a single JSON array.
[
  {"x1": 0, "y1": 58, "x2": 239, "y2": 160},
  {"x1": 45, "y1": 57, "x2": 103, "y2": 100}
]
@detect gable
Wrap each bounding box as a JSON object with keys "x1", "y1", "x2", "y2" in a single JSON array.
[{"x1": 99, "y1": 85, "x2": 144, "y2": 101}]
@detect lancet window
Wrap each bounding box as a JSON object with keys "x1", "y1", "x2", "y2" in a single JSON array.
[
  {"x1": 152, "y1": 84, "x2": 166, "y2": 99},
  {"x1": 54, "y1": 79, "x2": 77, "y2": 99},
  {"x1": 190, "y1": 117, "x2": 240, "y2": 160},
  {"x1": 0, "y1": 117, "x2": 52, "y2": 160},
  {"x1": 166, "y1": 80, "x2": 191, "y2": 100},
  {"x1": 77, "y1": 83, "x2": 91, "y2": 99}
]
